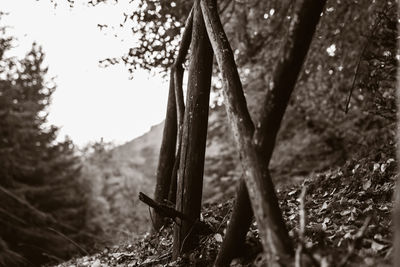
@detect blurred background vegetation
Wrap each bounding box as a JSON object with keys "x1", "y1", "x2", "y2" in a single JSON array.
[{"x1": 0, "y1": 0, "x2": 397, "y2": 266}]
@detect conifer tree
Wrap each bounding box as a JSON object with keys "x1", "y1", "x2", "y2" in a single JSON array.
[{"x1": 0, "y1": 21, "x2": 90, "y2": 266}]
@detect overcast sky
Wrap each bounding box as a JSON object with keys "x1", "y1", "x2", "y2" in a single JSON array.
[{"x1": 1, "y1": 0, "x2": 168, "y2": 146}]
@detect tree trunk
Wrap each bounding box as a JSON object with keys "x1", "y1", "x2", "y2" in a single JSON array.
[
  {"x1": 152, "y1": 70, "x2": 177, "y2": 231},
  {"x1": 211, "y1": 0, "x2": 327, "y2": 265},
  {"x1": 152, "y1": 9, "x2": 193, "y2": 230},
  {"x1": 172, "y1": 0, "x2": 213, "y2": 259},
  {"x1": 201, "y1": 0, "x2": 292, "y2": 264},
  {"x1": 214, "y1": 178, "x2": 254, "y2": 267}
]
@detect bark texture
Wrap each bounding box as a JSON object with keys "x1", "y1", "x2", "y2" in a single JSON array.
[
  {"x1": 211, "y1": 0, "x2": 327, "y2": 265},
  {"x1": 172, "y1": 0, "x2": 213, "y2": 258},
  {"x1": 201, "y1": 0, "x2": 292, "y2": 264}
]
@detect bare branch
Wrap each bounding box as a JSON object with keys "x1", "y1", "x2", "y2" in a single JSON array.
[
  {"x1": 139, "y1": 192, "x2": 193, "y2": 223},
  {"x1": 338, "y1": 217, "x2": 372, "y2": 267}
]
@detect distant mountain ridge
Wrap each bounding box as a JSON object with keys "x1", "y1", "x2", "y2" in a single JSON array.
[
  {"x1": 109, "y1": 107, "x2": 241, "y2": 204},
  {"x1": 82, "y1": 105, "x2": 333, "y2": 240},
  {"x1": 111, "y1": 122, "x2": 164, "y2": 182}
]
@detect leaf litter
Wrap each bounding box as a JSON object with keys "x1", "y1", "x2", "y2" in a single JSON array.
[{"x1": 53, "y1": 153, "x2": 396, "y2": 267}]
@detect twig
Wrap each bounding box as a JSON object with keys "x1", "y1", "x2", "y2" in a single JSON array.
[
  {"x1": 338, "y1": 216, "x2": 372, "y2": 267},
  {"x1": 299, "y1": 186, "x2": 307, "y2": 240},
  {"x1": 180, "y1": 221, "x2": 197, "y2": 254},
  {"x1": 0, "y1": 185, "x2": 51, "y2": 223},
  {"x1": 294, "y1": 187, "x2": 321, "y2": 267},
  {"x1": 47, "y1": 227, "x2": 89, "y2": 256},
  {"x1": 140, "y1": 252, "x2": 171, "y2": 266},
  {"x1": 345, "y1": 6, "x2": 386, "y2": 113},
  {"x1": 41, "y1": 252, "x2": 65, "y2": 263},
  {"x1": 221, "y1": 0, "x2": 236, "y2": 27},
  {"x1": 219, "y1": 0, "x2": 232, "y2": 15},
  {"x1": 216, "y1": 208, "x2": 232, "y2": 233},
  {"x1": 0, "y1": 185, "x2": 104, "y2": 242},
  {"x1": 295, "y1": 186, "x2": 307, "y2": 267},
  {"x1": 0, "y1": 207, "x2": 28, "y2": 225}
]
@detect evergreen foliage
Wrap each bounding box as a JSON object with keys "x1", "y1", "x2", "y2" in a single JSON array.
[{"x1": 0, "y1": 19, "x2": 91, "y2": 267}]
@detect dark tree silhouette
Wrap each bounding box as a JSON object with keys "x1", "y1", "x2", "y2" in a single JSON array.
[
  {"x1": 210, "y1": 0, "x2": 327, "y2": 264},
  {"x1": 0, "y1": 33, "x2": 91, "y2": 266},
  {"x1": 172, "y1": 0, "x2": 213, "y2": 257},
  {"x1": 152, "y1": 9, "x2": 193, "y2": 230}
]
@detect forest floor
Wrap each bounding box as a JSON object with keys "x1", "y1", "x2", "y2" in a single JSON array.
[{"x1": 54, "y1": 148, "x2": 396, "y2": 267}]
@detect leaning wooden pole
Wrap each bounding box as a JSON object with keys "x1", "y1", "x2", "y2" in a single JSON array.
[
  {"x1": 172, "y1": 0, "x2": 214, "y2": 259},
  {"x1": 201, "y1": 0, "x2": 293, "y2": 264},
  {"x1": 167, "y1": 60, "x2": 186, "y2": 204},
  {"x1": 152, "y1": 70, "x2": 177, "y2": 231},
  {"x1": 168, "y1": 9, "x2": 193, "y2": 204},
  {"x1": 212, "y1": 0, "x2": 327, "y2": 265},
  {"x1": 152, "y1": 9, "x2": 193, "y2": 230}
]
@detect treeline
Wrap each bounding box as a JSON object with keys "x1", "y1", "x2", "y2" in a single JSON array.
[{"x1": 0, "y1": 20, "x2": 94, "y2": 266}]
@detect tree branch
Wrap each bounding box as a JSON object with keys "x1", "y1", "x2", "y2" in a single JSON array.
[{"x1": 139, "y1": 192, "x2": 193, "y2": 223}]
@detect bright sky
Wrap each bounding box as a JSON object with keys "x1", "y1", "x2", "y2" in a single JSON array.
[{"x1": 1, "y1": 0, "x2": 168, "y2": 146}]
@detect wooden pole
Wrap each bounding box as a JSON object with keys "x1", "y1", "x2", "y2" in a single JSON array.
[{"x1": 172, "y1": 0, "x2": 214, "y2": 258}]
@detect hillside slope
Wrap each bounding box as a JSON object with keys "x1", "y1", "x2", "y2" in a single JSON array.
[{"x1": 55, "y1": 147, "x2": 396, "y2": 266}]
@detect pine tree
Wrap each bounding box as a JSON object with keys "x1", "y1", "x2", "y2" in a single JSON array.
[{"x1": 0, "y1": 21, "x2": 90, "y2": 266}]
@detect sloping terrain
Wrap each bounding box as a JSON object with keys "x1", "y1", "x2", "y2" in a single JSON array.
[{"x1": 54, "y1": 146, "x2": 396, "y2": 266}]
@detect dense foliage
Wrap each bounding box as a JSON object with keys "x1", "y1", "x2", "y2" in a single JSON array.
[
  {"x1": 0, "y1": 20, "x2": 92, "y2": 267},
  {"x1": 93, "y1": 0, "x2": 397, "y2": 161}
]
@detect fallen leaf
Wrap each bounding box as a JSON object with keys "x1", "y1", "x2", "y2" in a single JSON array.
[
  {"x1": 378, "y1": 205, "x2": 389, "y2": 211},
  {"x1": 214, "y1": 233, "x2": 223, "y2": 242},
  {"x1": 91, "y1": 259, "x2": 101, "y2": 267},
  {"x1": 348, "y1": 212, "x2": 356, "y2": 222},
  {"x1": 371, "y1": 241, "x2": 385, "y2": 252},
  {"x1": 344, "y1": 232, "x2": 352, "y2": 239},
  {"x1": 340, "y1": 210, "x2": 352, "y2": 216},
  {"x1": 380, "y1": 164, "x2": 387, "y2": 173},
  {"x1": 387, "y1": 158, "x2": 395, "y2": 164},
  {"x1": 374, "y1": 234, "x2": 383, "y2": 241},
  {"x1": 320, "y1": 201, "x2": 329, "y2": 211},
  {"x1": 363, "y1": 179, "x2": 372, "y2": 190},
  {"x1": 352, "y1": 164, "x2": 360, "y2": 174},
  {"x1": 373, "y1": 163, "x2": 380, "y2": 172}
]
